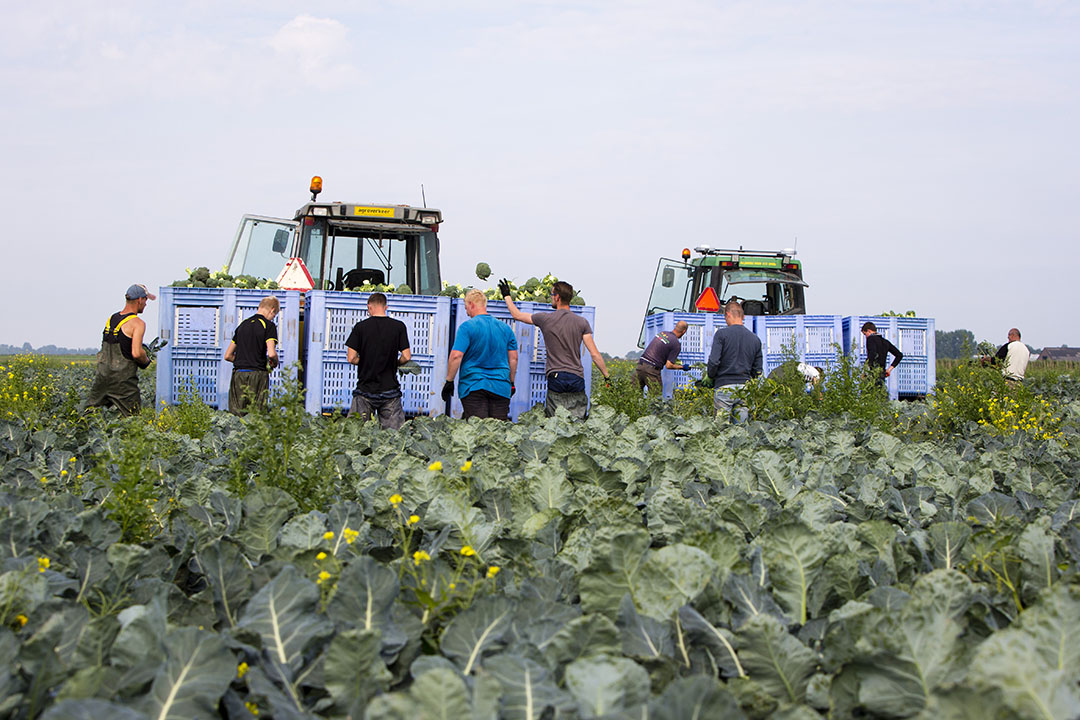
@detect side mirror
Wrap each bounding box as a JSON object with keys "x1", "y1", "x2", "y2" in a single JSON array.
[
  {"x1": 661, "y1": 267, "x2": 675, "y2": 288},
  {"x1": 272, "y1": 229, "x2": 290, "y2": 254}
]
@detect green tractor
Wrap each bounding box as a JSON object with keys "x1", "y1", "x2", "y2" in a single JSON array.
[{"x1": 638, "y1": 246, "x2": 808, "y2": 346}]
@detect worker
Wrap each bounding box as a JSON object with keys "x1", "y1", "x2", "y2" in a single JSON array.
[
  {"x1": 345, "y1": 292, "x2": 411, "y2": 429},
  {"x1": 637, "y1": 320, "x2": 689, "y2": 396},
  {"x1": 83, "y1": 284, "x2": 156, "y2": 415},
  {"x1": 499, "y1": 278, "x2": 610, "y2": 419},
  {"x1": 995, "y1": 327, "x2": 1030, "y2": 382},
  {"x1": 442, "y1": 289, "x2": 518, "y2": 420},
  {"x1": 861, "y1": 322, "x2": 903, "y2": 386},
  {"x1": 707, "y1": 300, "x2": 763, "y2": 422},
  {"x1": 768, "y1": 360, "x2": 825, "y2": 394},
  {"x1": 223, "y1": 296, "x2": 280, "y2": 415}
]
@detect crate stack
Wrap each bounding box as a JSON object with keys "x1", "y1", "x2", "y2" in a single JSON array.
[
  {"x1": 303, "y1": 291, "x2": 452, "y2": 416},
  {"x1": 155, "y1": 287, "x2": 302, "y2": 409},
  {"x1": 843, "y1": 316, "x2": 936, "y2": 400},
  {"x1": 754, "y1": 315, "x2": 845, "y2": 377}
]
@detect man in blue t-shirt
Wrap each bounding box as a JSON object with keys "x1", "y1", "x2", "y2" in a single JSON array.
[{"x1": 442, "y1": 289, "x2": 519, "y2": 420}]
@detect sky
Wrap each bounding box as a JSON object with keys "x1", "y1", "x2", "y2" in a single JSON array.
[{"x1": 2, "y1": 0, "x2": 1078, "y2": 354}]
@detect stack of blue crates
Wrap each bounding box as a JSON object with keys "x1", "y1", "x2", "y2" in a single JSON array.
[
  {"x1": 754, "y1": 315, "x2": 844, "y2": 377},
  {"x1": 843, "y1": 316, "x2": 936, "y2": 399},
  {"x1": 303, "y1": 291, "x2": 452, "y2": 416},
  {"x1": 155, "y1": 287, "x2": 302, "y2": 409}
]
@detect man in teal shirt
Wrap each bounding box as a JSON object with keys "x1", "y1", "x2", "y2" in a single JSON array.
[{"x1": 442, "y1": 289, "x2": 519, "y2": 420}]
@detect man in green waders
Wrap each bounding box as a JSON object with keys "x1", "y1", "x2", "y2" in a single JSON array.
[
  {"x1": 224, "y1": 296, "x2": 280, "y2": 414},
  {"x1": 84, "y1": 284, "x2": 155, "y2": 415}
]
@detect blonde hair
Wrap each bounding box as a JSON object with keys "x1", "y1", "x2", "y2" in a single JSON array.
[
  {"x1": 464, "y1": 289, "x2": 487, "y2": 307},
  {"x1": 258, "y1": 296, "x2": 280, "y2": 313}
]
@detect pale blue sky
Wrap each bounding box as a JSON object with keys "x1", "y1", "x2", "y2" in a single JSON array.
[{"x1": 2, "y1": 1, "x2": 1077, "y2": 352}]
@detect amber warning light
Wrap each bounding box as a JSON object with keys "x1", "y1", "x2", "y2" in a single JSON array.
[
  {"x1": 681, "y1": 248, "x2": 691, "y2": 261},
  {"x1": 309, "y1": 176, "x2": 323, "y2": 200}
]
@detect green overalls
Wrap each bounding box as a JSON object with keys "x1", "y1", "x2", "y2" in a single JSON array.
[{"x1": 83, "y1": 312, "x2": 143, "y2": 415}]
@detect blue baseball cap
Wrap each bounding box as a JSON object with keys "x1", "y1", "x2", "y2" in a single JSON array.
[{"x1": 126, "y1": 284, "x2": 157, "y2": 301}]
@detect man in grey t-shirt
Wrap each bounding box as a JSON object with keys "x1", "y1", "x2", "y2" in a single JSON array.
[{"x1": 500, "y1": 279, "x2": 610, "y2": 419}]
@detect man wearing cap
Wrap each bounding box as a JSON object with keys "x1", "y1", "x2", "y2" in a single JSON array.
[
  {"x1": 224, "y1": 296, "x2": 280, "y2": 414},
  {"x1": 84, "y1": 284, "x2": 155, "y2": 415}
]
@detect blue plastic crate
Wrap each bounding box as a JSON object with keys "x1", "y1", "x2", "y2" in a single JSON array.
[
  {"x1": 446, "y1": 300, "x2": 533, "y2": 420},
  {"x1": 843, "y1": 316, "x2": 936, "y2": 399},
  {"x1": 304, "y1": 291, "x2": 451, "y2": 416},
  {"x1": 155, "y1": 287, "x2": 302, "y2": 409},
  {"x1": 642, "y1": 312, "x2": 731, "y2": 398}
]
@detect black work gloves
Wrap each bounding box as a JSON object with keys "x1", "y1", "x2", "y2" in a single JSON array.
[
  {"x1": 510, "y1": 382, "x2": 516, "y2": 397},
  {"x1": 498, "y1": 278, "x2": 512, "y2": 298},
  {"x1": 441, "y1": 380, "x2": 455, "y2": 403}
]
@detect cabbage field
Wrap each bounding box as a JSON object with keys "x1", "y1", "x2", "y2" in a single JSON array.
[{"x1": 2, "y1": 356, "x2": 1080, "y2": 719}]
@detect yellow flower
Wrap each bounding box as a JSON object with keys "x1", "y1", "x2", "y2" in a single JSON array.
[
  {"x1": 407, "y1": 515, "x2": 420, "y2": 526},
  {"x1": 316, "y1": 552, "x2": 327, "y2": 560},
  {"x1": 413, "y1": 550, "x2": 431, "y2": 565},
  {"x1": 245, "y1": 701, "x2": 259, "y2": 715},
  {"x1": 428, "y1": 461, "x2": 443, "y2": 472},
  {"x1": 69, "y1": 457, "x2": 76, "y2": 463},
  {"x1": 317, "y1": 570, "x2": 332, "y2": 584},
  {"x1": 460, "y1": 546, "x2": 476, "y2": 557},
  {"x1": 15, "y1": 614, "x2": 28, "y2": 627},
  {"x1": 39, "y1": 477, "x2": 47, "y2": 483},
  {"x1": 449, "y1": 582, "x2": 456, "y2": 590},
  {"x1": 389, "y1": 494, "x2": 403, "y2": 506},
  {"x1": 37, "y1": 557, "x2": 50, "y2": 572},
  {"x1": 60, "y1": 470, "x2": 67, "y2": 477},
  {"x1": 460, "y1": 460, "x2": 472, "y2": 472},
  {"x1": 487, "y1": 566, "x2": 501, "y2": 578},
  {"x1": 237, "y1": 662, "x2": 249, "y2": 678},
  {"x1": 323, "y1": 531, "x2": 334, "y2": 540},
  {"x1": 343, "y1": 527, "x2": 359, "y2": 544}
]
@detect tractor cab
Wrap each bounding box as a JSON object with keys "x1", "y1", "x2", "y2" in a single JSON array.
[
  {"x1": 225, "y1": 177, "x2": 443, "y2": 294},
  {"x1": 638, "y1": 247, "x2": 807, "y2": 346}
]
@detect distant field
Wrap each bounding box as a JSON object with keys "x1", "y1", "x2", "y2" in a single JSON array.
[
  {"x1": 937, "y1": 358, "x2": 1080, "y2": 379},
  {"x1": 0, "y1": 354, "x2": 96, "y2": 366}
]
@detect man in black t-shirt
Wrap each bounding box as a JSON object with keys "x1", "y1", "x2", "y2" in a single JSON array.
[
  {"x1": 861, "y1": 321, "x2": 903, "y2": 386},
  {"x1": 224, "y1": 296, "x2": 279, "y2": 415},
  {"x1": 345, "y1": 293, "x2": 411, "y2": 429}
]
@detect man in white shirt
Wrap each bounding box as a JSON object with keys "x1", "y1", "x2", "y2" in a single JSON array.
[{"x1": 995, "y1": 328, "x2": 1030, "y2": 381}]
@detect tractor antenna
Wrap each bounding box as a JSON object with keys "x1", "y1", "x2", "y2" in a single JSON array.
[{"x1": 421, "y1": 184, "x2": 427, "y2": 207}]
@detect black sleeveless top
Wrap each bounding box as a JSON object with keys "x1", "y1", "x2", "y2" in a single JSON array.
[{"x1": 103, "y1": 312, "x2": 137, "y2": 360}]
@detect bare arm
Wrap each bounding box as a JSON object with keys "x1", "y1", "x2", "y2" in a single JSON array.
[
  {"x1": 446, "y1": 349, "x2": 464, "y2": 381},
  {"x1": 504, "y1": 297, "x2": 533, "y2": 325},
  {"x1": 347, "y1": 347, "x2": 360, "y2": 365},
  {"x1": 663, "y1": 358, "x2": 684, "y2": 370},
  {"x1": 266, "y1": 339, "x2": 278, "y2": 368},
  {"x1": 508, "y1": 349, "x2": 518, "y2": 382},
  {"x1": 582, "y1": 333, "x2": 609, "y2": 379},
  {"x1": 398, "y1": 347, "x2": 411, "y2": 365},
  {"x1": 128, "y1": 319, "x2": 149, "y2": 366},
  {"x1": 224, "y1": 342, "x2": 237, "y2": 363}
]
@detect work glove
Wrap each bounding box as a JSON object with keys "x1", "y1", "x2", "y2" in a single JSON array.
[
  {"x1": 441, "y1": 380, "x2": 455, "y2": 403},
  {"x1": 498, "y1": 278, "x2": 513, "y2": 299},
  {"x1": 510, "y1": 382, "x2": 516, "y2": 397},
  {"x1": 603, "y1": 376, "x2": 613, "y2": 389}
]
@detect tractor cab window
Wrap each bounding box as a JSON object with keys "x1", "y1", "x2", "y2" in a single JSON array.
[
  {"x1": 719, "y1": 270, "x2": 807, "y2": 315},
  {"x1": 310, "y1": 221, "x2": 442, "y2": 295},
  {"x1": 638, "y1": 258, "x2": 695, "y2": 346},
  {"x1": 225, "y1": 216, "x2": 299, "y2": 280}
]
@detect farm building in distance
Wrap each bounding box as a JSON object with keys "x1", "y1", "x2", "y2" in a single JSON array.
[{"x1": 1039, "y1": 346, "x2": 1080, "y2": 362}]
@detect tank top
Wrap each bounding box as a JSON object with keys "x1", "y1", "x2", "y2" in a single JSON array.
[{"x1": 103, "y1": 312, "x2": 138, "y2": 361}]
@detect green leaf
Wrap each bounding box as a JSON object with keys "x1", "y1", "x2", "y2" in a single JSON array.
[
  {"x1": 648, "y1": 676, "x2": 745, "y2": 720},
  {"x1": 42, "y1": 699, "x2": 148, "y2": 720},
  {"x1": 412, "y1": 667, "x2": 472, "y2": 719},
  {"x1": 617, "y1": 594, "x2": 673, "y2": 661},
  {"x1": 137, "y1": 627, "x2": 234, "y2": 720},
  {"x1": 236, "y1": 488, "x2": 296, "y2": 558},
  {"x1": 236, "y1": 565, "x2": 331, "y2": 677},
  {"x1": 440, "y1": 597, "x2": 514, "y2": 675},
  {"x1": 277, "y1": 511, "x2": 328, "y2": 550},
  {"x1": 563, "y1": 654, "x2": 650, "y2": 719},
  {"x1": 757, "y1": 523, "x2": 826, "y2": 625},
  {"x1": 968, "y1": 630, "x2": 1079, "y2": 720},
  {"x1": 635, "y1": 543, "x2": 716, "y2": 619},
  {"x1": 579, "y1": 529, "x2": 650, "y2": 617},
  {"x1": 1018, "y1": 517, "x2": 1057, "y2": 602},
  {"x1": 195, "y1": 539, "x2": 251, "y2": 628},
  {"x1": 736, "y1": 615, "x2": 817, "y2": 704},
  {"x1": 927, "y1": 522, "x2": 972, "y2": 571},
  {"x1": 483, "y1": 653, "x2": 570, "y2": 720},
  {"x1": 541, "y1": 613, "x2": 620, "y2": 668},
  {"x1": 324, "y1": 629, "x2": 391, "y2": 717},
  {"x1": 678, "y1": 606, "x2": 746, "y2": 679},
  {"x1": 327, "y1": 556, "x2": 398, "y2": 632}
]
